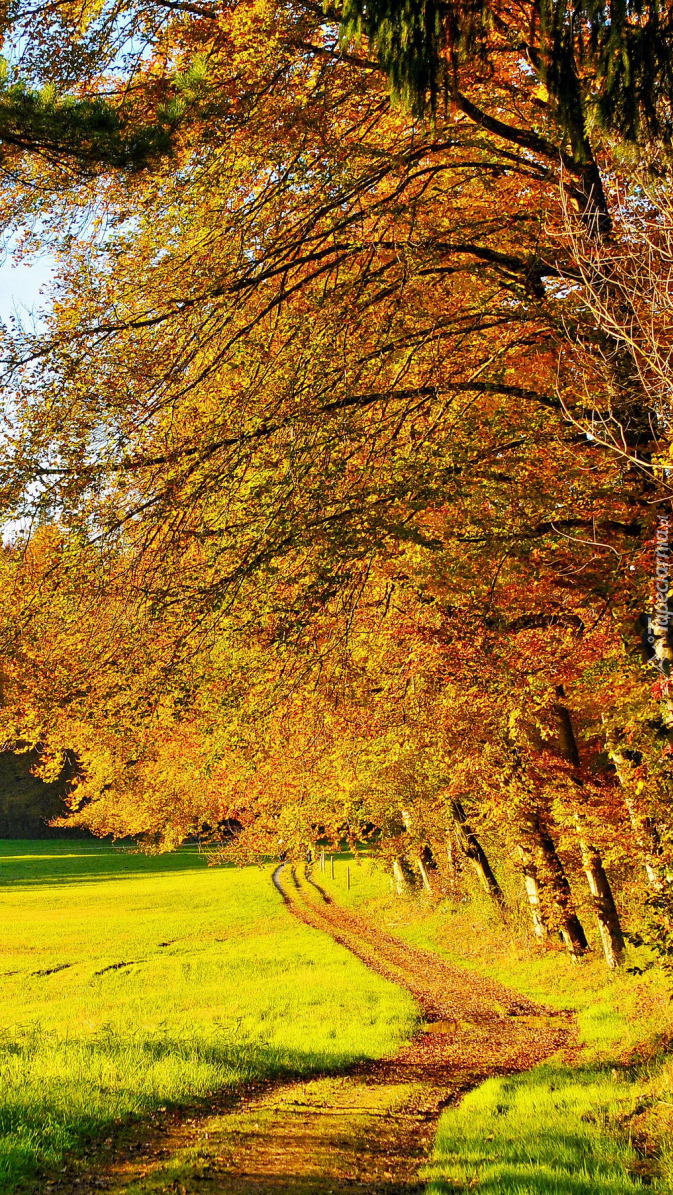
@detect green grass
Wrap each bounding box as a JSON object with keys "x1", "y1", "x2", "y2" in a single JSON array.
[
  {"x1": 313, "y1": 853, "x2": 673, "y2": 1194},
  {"x1": 0, "y1": 842, "x2": 417, "y2": 1192},
  {"x1": 423, "y1": 1066, "x2": 650, "y2": 1195}
]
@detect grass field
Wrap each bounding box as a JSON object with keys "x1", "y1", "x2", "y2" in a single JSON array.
[
  {"x1": 315, "y1": 853, "x2": 673, "y2": 1194},
  {"x1": 0, "y1": 842, "x2": 417, "y2": 1193},
  {"x1": 5, "y1": 843, "x2": 673, "y2": 1195}
]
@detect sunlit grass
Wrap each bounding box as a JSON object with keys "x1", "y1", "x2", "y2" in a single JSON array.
[
  {"x1": 0, "y1": 841, "x2": 417, "y2": 1191},
  {"x1": 424, "y1": 1066, "x2": 650, "y2": 1195},
  {"x1": 6, "y1": 843, "x2": 670, "y2": 1194}
]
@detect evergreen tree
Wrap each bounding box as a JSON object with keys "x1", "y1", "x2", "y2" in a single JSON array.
[{"x1": 340, "y1": 0, "x2": 673, "y2": 150}]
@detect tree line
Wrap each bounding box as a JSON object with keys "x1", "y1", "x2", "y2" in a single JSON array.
[{"x1": 0, "y1": 0, "x2": 673, "y2": 970}]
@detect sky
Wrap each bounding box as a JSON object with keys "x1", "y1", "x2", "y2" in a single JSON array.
[{"x1": 0, "y1": 248, "x2": 56, "y2": 327}]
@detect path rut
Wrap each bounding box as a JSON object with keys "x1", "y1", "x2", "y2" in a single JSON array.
[{"x1": 46, "y1": 865, "x2": 574, "y2": 1195}]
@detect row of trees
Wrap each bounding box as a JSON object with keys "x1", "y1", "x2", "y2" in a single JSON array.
[{"x1": 0, "y1": 0, "x2": 673, "y2": 969}]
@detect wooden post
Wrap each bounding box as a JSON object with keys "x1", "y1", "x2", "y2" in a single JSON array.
[
  {"x1": 330, "y1": 855, "x2": 334, "y2": 880},
  {"x1": 320, "y1": 850, "x2": 325, "y2": 872},
  {"x1": 347, "y1": 866, "x2": 351, "y2": 891}
]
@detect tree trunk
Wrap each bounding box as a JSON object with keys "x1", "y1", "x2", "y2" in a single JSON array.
[
  {"x1": 443, "y1": 834, "x2": 462, "y2": 901},
  {"x1": 391, "y1": 856, "x2": 411, "y2": 897},
  {"x1": 604, "y1": 727, "x2": 664, "y2": 889},
  {"x1": 574, "y1": 814, "x2": 626, "y2": 969},
  {"x1": 516, "y1": 842, "x2": 547, "y2": 941},
  {"x1": 450, "y1": 799, "x2": 506, "y2": 910},
  {"x1": 416, "y1": 854, "x2": 433, "y2": 892},
  {"x1": 509, "y1": 707, "x2": 585, "y2": 953},
  {"x1": 525, "y1": 813, "x2": 589, "y2": 959},
  {"x1": 554, "y1": 689, "x2": 625, "y2": 967},
  {"x1": 399, "y1": 807, "x2": 434, "y2": 893}
]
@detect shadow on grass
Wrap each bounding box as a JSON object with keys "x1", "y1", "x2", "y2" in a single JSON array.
[
  {"x1": 0, "y1": 843, "x2": 214, "y2": 887},
  {"x1": 425, "y1": 1061, "x2": 652, "y2": 1195}
]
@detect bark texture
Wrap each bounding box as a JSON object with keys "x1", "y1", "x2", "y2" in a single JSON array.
[
  {"x1": 523, "y1": 811, "x2": 589, "y2": 959},
  {"x1": 450, "y1": 799, "x2": 506, "y2": 910},
  {"x1": 574, "y1": 813, "x2": 626, "y2": 969},
  {"x1": 554, "y1": 689, "x2": 625, "y2": 967},
  {"x1": 516, "y1": 841, "x2": 547, "y2": 940}
]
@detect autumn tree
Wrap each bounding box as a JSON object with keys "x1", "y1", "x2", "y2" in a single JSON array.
[{"x1": 0, "y1": 0, "x2": 669, "y2": 974}]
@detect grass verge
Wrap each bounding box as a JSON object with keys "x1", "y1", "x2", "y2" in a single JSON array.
[{"x1": 424, "y1": 1064, "x2": 652, "y2": 1195}]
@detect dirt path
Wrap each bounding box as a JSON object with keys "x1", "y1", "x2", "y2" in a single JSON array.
[{"x1": 50, "y1": 866, "x2": 574, "y2": 1195}]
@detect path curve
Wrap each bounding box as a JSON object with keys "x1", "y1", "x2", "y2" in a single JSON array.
[{"x1": 47, "y1": 865, "x2": 574, "y2": 1195}]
